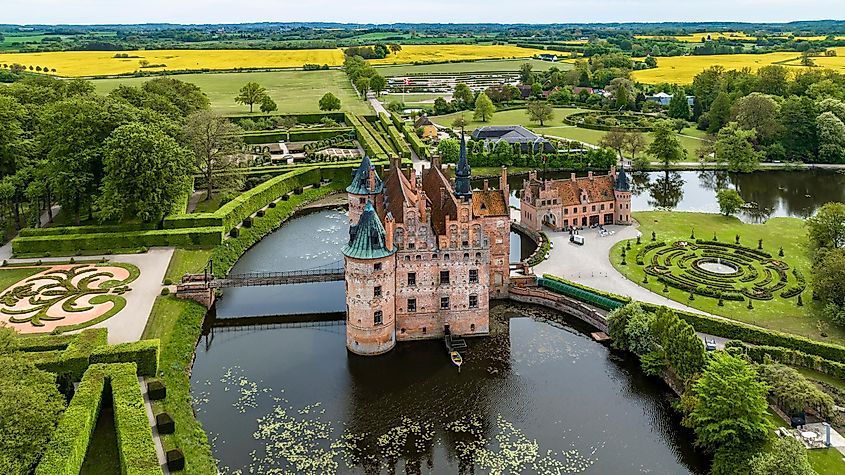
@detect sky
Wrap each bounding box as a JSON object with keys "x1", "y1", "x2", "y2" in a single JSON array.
[{"x1": 4, "y1": 0, "x2": 845, "y2": 25}]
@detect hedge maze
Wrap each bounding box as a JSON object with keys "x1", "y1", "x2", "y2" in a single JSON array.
[{"x1": 632, "y1": 238, "x2": 806, "y2": 303}]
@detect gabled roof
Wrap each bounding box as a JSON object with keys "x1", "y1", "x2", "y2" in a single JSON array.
[
  {"x1": 471, "y1": 125, "x2": 541, "y2": 142},
  {"x1": 346, "y1": 155, "x2": 383, "y2": 195},
  {"x1": 342, "y1": 201, "x2": 395, "y2": 260},
  {"x1": 551, "y1": 175, "x2": 616, "y2": 206},
  {"x1": 414, "y1": 115, "x2": 434, "y2": 128},
  {"x1": 472, "y1": 190, "x2": 509, "y2": 217}
]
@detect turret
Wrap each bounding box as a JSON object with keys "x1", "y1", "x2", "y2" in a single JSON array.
[
  {"x1": 613, "y1": 165, "x2": 632, "y2": 224},
  {"x1": 343, "y1": 202, "x2": 397, "y2": 355},
  {"x1": 346, "y1": 155, "x2": 383, "y2": 225},
  {"x1": 454, "y1": 130, "x2": 472, "y2": 200}
]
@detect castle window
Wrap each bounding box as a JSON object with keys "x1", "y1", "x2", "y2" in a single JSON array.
[
  {"x1": 408, "y1": 272, "x2": 416, "y2": 286},
  {"x1": 582, "y1": 206, "x2": 587, "y2": 213},
  {"x1": 471, "y1": 323, "x2": 476, "y2": 331},
  {"x1": 416, "y1": 255, "x2": 421, "y2": 261},
  {"x1": 591, "y1": 205, "x2": 596, "y2": 212},
  {"x1": 469, "y1": 295, "x2": 478, "y2": 308},
  {"x1": 440, "y1": 270, "x2": 450, "y2": 285},
  {"x1": 374, "y1": 310, "x2": 383, "y2": 325},
  {"x1": 359, "y1": 197, "x2": 366, "y2": 204},
  {"x1": 564, "y1": 208, "x2": 568, "y2": 215},
  {"x1": 423, "y1": 327, "x2": 427, "y2": 334},
  {"x1": 374, "y1": 263, "x2": 382, "y2": 271},
  {"x1": 463, "y1": 252, "x2": 469, "y2": 260},
  {"x1": 441, "y1": 297, "x2": 450, "y2": 309},
  {"x1": 444, "y1": 254, "x2": 450, "y2": 261},
  {"x1": 407, "y1": 298, "x2": 416, "y2": 312},
  {"x1": 404, "y1": 255, "x2": 411, "y2": 261},
  {"x1": 469, "y1": 269, "x2": 478, "y2": 284},
  {"x1": 601, "y1": 204, "x2": 605, "y2": 210},
  {"x1": 408, "y1": 242, "x2": 415, "y2": 250},
  {"x1": 432, "y1": 253, "x2": 438, "y2": 259},
  {"x1": 462, "y1": 240, "x2": 469, "y2": 247},
  {"x1": 374, "y1": 286, "x2": 382, "y2": 298},
  {"x1": 401, "y1": 328, "x2": 406, "y2": 334},
  {"x1": 475, "y1": 252, "x2": 481, "y2": 260}
]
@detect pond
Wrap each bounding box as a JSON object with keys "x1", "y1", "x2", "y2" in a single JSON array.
[
  {"x1": 192, "y1": 207, "x2": 709, "y2": 473},
  {"x1": 495, "y1": 169, "x2": 845, "y2": 224}
]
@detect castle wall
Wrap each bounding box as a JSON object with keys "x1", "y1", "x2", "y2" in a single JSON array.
[{"x1": 345, "y1": 255, "x2": 397, "y2": 355}]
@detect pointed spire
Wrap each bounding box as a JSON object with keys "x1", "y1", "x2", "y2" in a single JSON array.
[
  {"x1": 614, "y1": 163, "x2": 631, "y2": 192},
  {"x1": 343, "y1": 201, "x2": 395, "y2": 259},
  {"x1": 347, "y1": 155, "x2": 383, "y2": 195},
  {"x1": 454, "y1": 129, "x2": 472, "y2": 199}
]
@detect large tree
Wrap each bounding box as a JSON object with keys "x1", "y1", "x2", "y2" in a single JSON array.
[
  {"x1": 779, "y1": 95, "x2": 819, "y2": 162},
  {"x1": 318, "y1": 92, "x2": 341, "y2": 111},
  {"x1": 646, "y1": 120, "x2": 686, "y2": 168},
  {"x1": 369, "y1": 74, "x2": 387, "y2": 97},
  {"x1": 99, "y1": 122, "x2": 191, "y2": 222},
  {"x1": 183, "y1": 110, "x2": 246, "y2": 201},
  {"x1": 526, "y1": 100, "x2": 554, "y2": 126},
  {"x1": 733, "y1": 92, "x2": 781, "y2": 144},
  {"x1": 716, "y1": 188, "x2": 745, "y2": 216},
  {"x1": 354, "y1": 77, "x2": 370, "y2": 99},
  {"x1": 686, "y1": 352, "x2": 772, "y2": 451},
  {"x1": 715, "y1": 122, "x2": 762, "y2": 172},
  {"x1": 667, "y1": 90, "x2": 691, "y2": 120},
  {"x1": 749, "y1": 436, "x2": 814, "y2": 475},
  {"x1": 706, "y1": 92, "x2": 733, "y2": 134},
  {"x1": 816, "y1": 111, "x2": 845, "y2": 163},
  {"x1": 806, "y1": 202, "x2": 845, "y2": 250},
  {"x1": 664, "y1": 318, "x2": 706, "y2": 382},
  {"x1": 814, "y1": 248, "x2": 845, "y2": 307},
  {"x1": 453, "y1": 83, "x2": 475, "y2": 110},
  {"x1": 599, "y1": 128, "x2": 628, "y2": 163},
  {"x1": 473, "y1": 93, "x2": 496, "y2": 122},
  {"x1": 234, "y1": 82, "x2": 267, "y2": 113},
  {"x1": 436, "y1": 138, "x2": 460, "y2": 163}
]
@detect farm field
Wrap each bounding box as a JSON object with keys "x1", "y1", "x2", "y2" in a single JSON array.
[
  {"x1": 0, "y1": 44, "x2": 551, "y2": 77},
  {"x1": 634, "y1": 31, "x2": 755, "y2": 42},
  {"x1": 631, "y1": 50, "x2": 844, "y2": 84},
  {"x1": 373, "y1": 58, "x2": 567, "y2": 76},
  {"x1": 92, "y1": 69, "x2": 372, "y2": 114},
  {"x1": 430, "y1": 109, "x2": 709, "y2": 156}
]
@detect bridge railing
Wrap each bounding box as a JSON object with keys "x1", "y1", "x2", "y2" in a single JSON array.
[{"x1": 225, "y1": 268, "x2": 345, "y2": 281}]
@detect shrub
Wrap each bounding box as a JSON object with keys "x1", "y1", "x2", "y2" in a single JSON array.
[
  {"x1": 12, "y1": 227, "x2": 223, "y2": 254},
  {"x1": 161, "y1": 287, "x2": 170, "y2": 296},
  {"x1": 89, "y1": 340, "x2": 160, "y2": 377},
  {"x1": 229, "y1": 227, "x2": 240, "y2": 238}
]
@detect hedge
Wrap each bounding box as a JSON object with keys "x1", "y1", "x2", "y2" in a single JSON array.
[
  {"x1": 32, "y1": 328, "x2": 108, "y2": 380},
  {"x1": 542, "y1": 274, "x2": 632, "y2": 306},
  {"x1": 162, "y1": 213, "x2": 223, "y2": 229},
  {"x1": 360, "y1": 116, "x2": 396, "y2": 157},
  {"x1": 215, "y1": 167, "x2": 320, "y2": 232},
  {"x1": 110, "y1": 363, "x2": 162, "y2": 475},
  {"x1": 12, "y1": 227, "x2": 223, "y2": 254},
  {"x1": 241, "y1": 127, "x2": 354, "y2": 144},
  {"x1": 19, "y1": 222, "x2": 160, "y2": 237},
  {"x1": 734, "y1": 342, "x2": 845, "y2": 381},
  {"x1": 386, "y1": 122, "x2": 412, "y2": 159},
  {"x1": 401, "y1": 121, "x2": 430, "y2": 159},
  {"x1": 210, "y1": 182, "x2": 344, "y2": 277},
  {"x1": 345, "y1": 113, "x2": 389, "y2": 160},
  {"x1": 90, "y1": 339, "x2": 160, "y2": 377},
  {"x1": 227, "y1": 112, "x2": 346, "y2": 125}
]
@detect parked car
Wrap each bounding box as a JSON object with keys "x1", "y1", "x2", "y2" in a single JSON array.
[
  {"x1": 570, "y1": 235, "x2": 585, "y2": 246},
  {"x1": 705, "y1": 338, "x2": 717, "y2": 351}
]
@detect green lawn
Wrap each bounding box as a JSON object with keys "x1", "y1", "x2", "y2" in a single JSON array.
[
  {"x1": 430, "y1": 109, "x2": 710, "y2": 158},
  {"x1": 163, "y1": 248, "x2": 213, "y2": 283},
  {"x1": 192, "y1": 194, "x2": 223, "y2": 214},
  {"x1": 796, "y1": 367, "x2": 845, "y2": 392},
  {"x1": 0, "y1": 267, "x2": 44, "y2": 291},
  {"x1": 141, "y1": 296, "x2": 216, "y2": 475},
  {"x1": 79, "y1": 407, "x2": 120, "y2": 475},
  {"x1": 608, "y1": 211, "x2": 845, "y2": 345},
  {"x1": 372, "y1": 58, "x2": 566, "y2": 76},
  {"x1": 91, "y1": 69, "x2": 372, "y2": 115}
]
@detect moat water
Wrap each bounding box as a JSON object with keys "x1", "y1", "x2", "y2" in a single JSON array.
[
  {"x1": 191, "y1": 208, "x2": 709, "y2": 474},
  {"x1": 495, "y1": 169, "x2": 845, "y2": 223}
]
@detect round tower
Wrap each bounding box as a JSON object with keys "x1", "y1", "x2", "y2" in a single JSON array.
[
  {"x1": 613, "y1": 165, "x2": 632, "y2": 224},
  {"x1": 343, "y1": 202, "x2": 397, "y2": 356},
  {"x1": 346, "y1": 155, "x2": 383, "y2": 226}
]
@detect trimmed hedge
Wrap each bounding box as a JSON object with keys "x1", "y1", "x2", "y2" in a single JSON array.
[
  {"x1": 12, "y1": 227, "x2": 223, "y2": 254},
  {"x1": 241, "y1": 127, "x2": 354, "y2": 144},
  {"x1": 738, "y1": 343, "x2": 845, "y2": 381},
  {"x1": 543, "y1": 274, "x2": 632, "y2": 305},
  {"x1": 345, "y1": 113, "x2": 389, "y2": 160},
  {"x1": 90, "y1": 339, "x2": 160, "y2": 377},
  {"x1": 19, "y1": 222, "x2": 160, "y2": 237},
  {"x1": 33, "y1": 328, "x2": 108, "y2": 380},
  {"x1": 162, "y1": 213, "x2": 222, "y2": 230},
  {"x1": 227, "y1": 112, "x2": 346, "y2": 125},
  {"x1": 110, "y1": 363, "x2": 161, "y2": 475}
]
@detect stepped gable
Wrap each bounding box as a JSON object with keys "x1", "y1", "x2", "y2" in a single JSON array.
[
  {"x1": 343, "y1": 201, "x2": 395, "y2": 259},
  {"x1": 346, "y1": 154, "x2": 383, "y2": 195},
  {"x1": 382, "y1": 164, "x2": 416, "y2": 224}
]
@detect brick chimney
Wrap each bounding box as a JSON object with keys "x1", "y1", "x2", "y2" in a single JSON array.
[
  {"x1": 588, "y1": 171, "x2": 594, "y2": 181},
  {"x1": 610, "y1": 165, "x2": 617, "y2": 178},
  {"x1": 483, "y1": 179, "x2": 489, "y2": 191},
  {"x1": 500, "y1": 166, "x2": 509, "y2": 197},
  {"x1": 418, "y1": 190, "x2": 427, "y2": 221},
  {"x1": 368, "y1": 167, "x2": 376, "y2": 192},
  {"x1": 570, "y1": 172, "x2": 577, "y2": 182},
  {"x1": 385, "y1": 214, "x2": 395, "y2": 250},
  {"x1": 408, "y1": 168, "x2": 417, "y2": 191}
]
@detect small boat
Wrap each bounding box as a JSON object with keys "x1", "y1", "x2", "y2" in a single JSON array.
[{"x1": 450, "y1": 351, "x2": 463, "y2": 369}]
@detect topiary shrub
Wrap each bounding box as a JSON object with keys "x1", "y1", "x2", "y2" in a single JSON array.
[
  {"x1": 147, "y1": 380, "x2": 166, "y2": 400},
  {"x1": 242, "y1": 217, "x2": 252, "y2": 228},
  {"x1": 166, "y1": 449, "x2": 185, "y2": 472},
  {"x1": 163, "y1": 278, "x2": 172, "y2": 286},
  {"x1": 229, "y1": 227, "x2": 240, "y2": 238},
  {"x1": 156, "y1": 412, "x2": 175, "y2": 434},
  {"x1": 268, "y1": 201, "x2": 277, "y2": 208},
  {"x1": 160, "y1": 288, "x2": 170, "y2": 296},
  {"x1": 256, "y1": 209, "x2": 265, "y2": 218}
]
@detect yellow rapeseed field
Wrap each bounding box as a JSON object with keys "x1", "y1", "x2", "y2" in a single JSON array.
[
  {"x1": 0, "y1": 44, "x2": 549, "y2": 77},
  {"x1": 634, "y1": 32, "x2": 754, "y2": 43},
  {"x1": 366, "y1": 44, "x2": 552, "y2": 65},
  {"x1": 632, "y1": 48, "x2": 845, "y2": 84}
]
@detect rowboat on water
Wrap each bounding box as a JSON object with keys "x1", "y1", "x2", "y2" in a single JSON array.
[{"x1": 450, "y1": 351, "x2": 463, "y2": 369}]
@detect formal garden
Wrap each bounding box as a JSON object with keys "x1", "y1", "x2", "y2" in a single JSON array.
[{"x1": 563, "y1": 110, "x2": 664, "y2": 131}]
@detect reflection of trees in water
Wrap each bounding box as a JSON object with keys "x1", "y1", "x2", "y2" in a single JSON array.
[
  {"x1": 630, "y1": 171, "x2": 651, "y2": 196},
  {"x1": 696, "y1": 170, "x2": 730, "y2": 193},
  {"x1": 648, "y1": 171, "x2": 685, "y2": 210},
  {"x1": 731, "y1": 170, "x2": 845, "y2": 219}
]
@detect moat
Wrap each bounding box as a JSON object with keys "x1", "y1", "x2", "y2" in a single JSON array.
[{"x1": 191, "y1": 208, "x2": 709, "y2": 473}]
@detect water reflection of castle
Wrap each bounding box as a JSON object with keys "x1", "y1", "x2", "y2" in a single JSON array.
[{"x1": 342, "y1": 138, "x2": 511, "y2": 356}]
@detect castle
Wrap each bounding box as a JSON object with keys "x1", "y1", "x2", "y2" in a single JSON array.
[
  {"x1": 519, "y1": 167, "x2": 632, "y2": 232},
  {"x1": 342, "y1": 136, "x2": 511, "y2": 356}
]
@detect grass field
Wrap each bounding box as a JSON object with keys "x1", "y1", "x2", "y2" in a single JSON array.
[
  {"x1": 0, "y1": 267, "x2": 44, "y2": 291},
  {"x1": 163, "y1": 248, "x2": 213, "y2": 283},
  {"x1": 373, "y1": 58, "x2": 567, "y2": 76},
  {"x1": 430, "y1": 109, "x2": 709, "y2": 157},
  {"x1": 0, "y1": 45, "x2": 550, "y2": 77},
  {"x1": 633, "y1": 48, "x2": 845, "y2": 84},
  {"x1": 608, "y1": 211, "x2": 845, "y2": 345},
  {"x1": 92, "y1": 69, "x2": 372, "y2": 114}
]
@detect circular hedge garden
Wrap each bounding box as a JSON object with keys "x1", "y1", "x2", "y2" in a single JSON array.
[
  {"x1": 625, "y1": 238, "x2": 806, "y2": 303},
  {"x1": 563, "y1": 111, "x2": 663, "y2": 132}
]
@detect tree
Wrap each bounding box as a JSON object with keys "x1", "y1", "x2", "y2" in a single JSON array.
[
  {"x1": 259, "y1": 95, "x2": 277, "y2": 113},
  {"x1": 526, "y1": 100, "x2": 554, "y2": 126},
  {"x1": 715, "y1": 122, "x2": 762, "y2": 172},
  {"x1": 646, "y1": 120, "x2": 686, "y2": 168},
  {"x1": 806, "y1": 202, "x2": 845, "y2": 250},
  {"x1": 716, "y1": 188, "x2": 745, "y2": 216},
  {"x1": 667, "y1": 90, "x2": 691, "y2": 120},
  {"x1": 183, "y1": 110, "x2": 246, "y2": 201},
  {"x1": 626, "y1": 309, "x2": 657, "y2": 356},
  {"x1": 451, "y1": 114, "x2": 469, "y2": 131},
  {"x1": 235, "y1": 82, "x2": 267, "y2": 113},
  {"x1": 706, "y1": 92, "x2": 733, "y2": 134},
  {"x1": 733, "y1": 93, "x2": 782, "y2": 145},
  {"x1": 433, "y1": 97, "x2": 451, "y2": 116},
  {"x1": 607, "y1": 77, "x2": 634, "y2": 109},
  {"x1": 686, "y1": 352, "x2": 772, "y2": 451},
  {"x1": 664, "y1": 318, "x2": 706, "y2": 382},
  {"x1": 756, "y1": 65, "x2": 790, "y2": 97},
  {"x1": 749, "y1": 436, "x2": 813, "y2": 475},
  {"x1": 816, "y1": 111, "x2": 845, "y2": 163},
  {"x1": 600, "y1": 128, "x2": 627, "y2": 163},
  {"x1": 473, "y1": 93, "x2": 496, "y2": 122},
  {"x1": 519, "y1": 63, "x2": 534, "y2": 84},
  {"x1": 0, "y1": 327, "x2": 66, "y2": 475},
  {"x1": 369, "y1": 74, "x2": 387, "y2": 97},
  {"x1": 453, "y1": 83, "x2": 475, "y2": 110},
  {"x1": 779, "y1": 96, "x2": 818, "y2": 162},
  {"x1": 814, "y1": 248, "x2": 845, "y2": 306},
  {"x1": 437, "y1": 138, "x2": 460, "y2": 163},
  {"x1": 625, "y1": 131, "x2": 648, "y2": 163},
  {"x1": 99, "y1": 122, "x2": 191, "y2": 222},
  {"x1": 607, "y1": 303, "x2": 646, "y2": 351},
  {"x1": 354, "y1": 77, "x2": 370, "y2": 99},
  {"x1": 276, "y1": 116, "x2": 298, "y2": 142},
  {"x1": 318, "y1": 92, "x2": 341, "y2": 111}
]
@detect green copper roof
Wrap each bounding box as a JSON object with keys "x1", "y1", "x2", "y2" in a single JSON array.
[
  {"x1": 343, "y1": 202, "x2": 396, "y2": 259},
  {"x1": 346, "y1": 155, "x2": 384, "y2": 195}
]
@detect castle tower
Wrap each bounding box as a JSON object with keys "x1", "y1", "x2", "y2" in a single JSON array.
[
  {"x1": 613, "y1": 165, "x2": 632, "y2": 224},
  {"x1": 454, "y1": 130, "x2": 472, "y2": 200},
  {"x1": 342, "y1": 202, "x2": 397, "y2": 356},
  {"x1": 346, "y1": 155, "x2": 383, "y2": 225}
]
